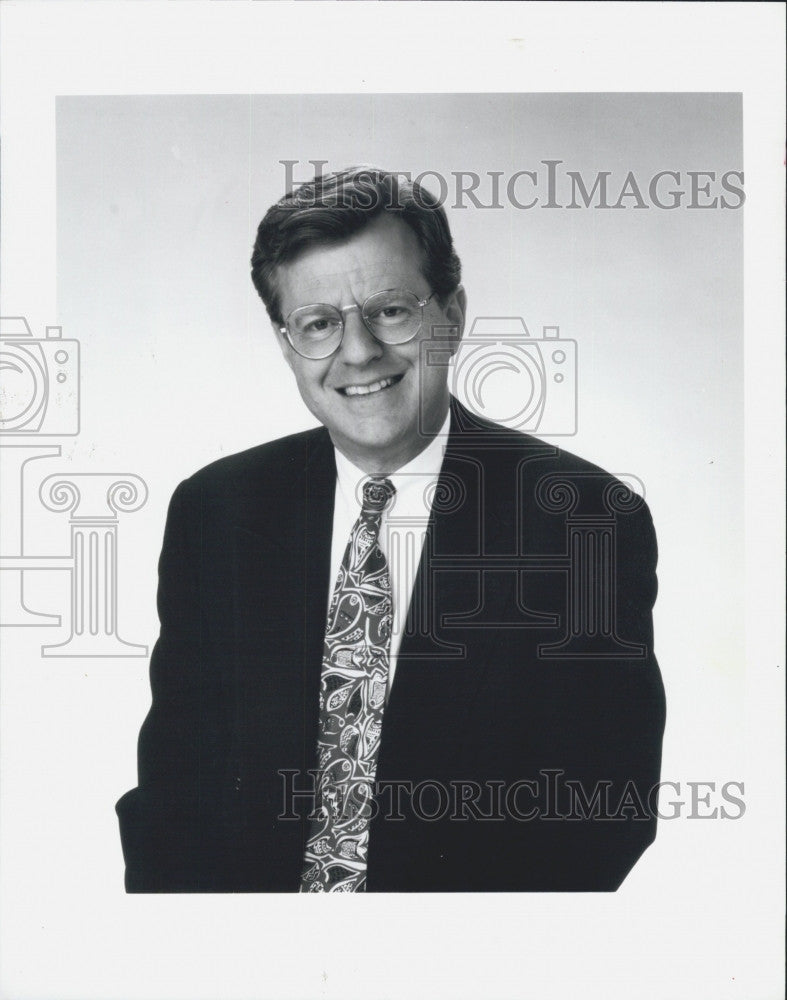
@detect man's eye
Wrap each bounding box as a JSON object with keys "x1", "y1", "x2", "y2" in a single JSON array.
[
  {"x1": 303, "y1": 317, "x2": 333, "y2": 335},
  {"x1": 371, "y1": 305, "x2": 410, "y2": 324}
]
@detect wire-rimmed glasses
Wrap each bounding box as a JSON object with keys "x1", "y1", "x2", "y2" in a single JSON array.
[{"x1": 280, "y1": 288, "x2": 436, "y2": 360}]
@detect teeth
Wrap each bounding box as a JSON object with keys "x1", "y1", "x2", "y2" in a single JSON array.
[{"x1": 343, "y1": 377, "x2": 396, "y2": 397}]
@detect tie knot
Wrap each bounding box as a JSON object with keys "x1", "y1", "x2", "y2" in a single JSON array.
[{"x1": 362, "y1": 478, "x2": 395, "y2": 513}]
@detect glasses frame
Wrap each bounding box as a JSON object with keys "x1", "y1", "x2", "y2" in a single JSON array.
[{"x1": 279, "y1": 288, "x2": 436, "y2": 360}]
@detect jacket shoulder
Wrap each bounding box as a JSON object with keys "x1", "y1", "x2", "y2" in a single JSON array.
[
  {"x1": 454, "y1": 408, "x2": 627, "y2": 485},
  {"x1": 451, "y1": 403, "x2": 650, "y2": 526},
  {"x1": 179, "y1": 425, "x2": 328, "y2": 493},
  {"x1": 451, "y1": 397, "x2": 619, "y2": 482}
]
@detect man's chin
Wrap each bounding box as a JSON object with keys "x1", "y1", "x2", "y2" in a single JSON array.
[
  {"x1": 328, "y1": 422, "x2": 420, "y2": 471},
  {"x1": 331, "y1": 428, "x2": 401, "y2": 457}
]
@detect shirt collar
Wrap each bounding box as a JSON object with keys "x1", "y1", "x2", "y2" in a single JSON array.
[{"x1": 333, "y1": 409, "x2": 451, "y2": 513}]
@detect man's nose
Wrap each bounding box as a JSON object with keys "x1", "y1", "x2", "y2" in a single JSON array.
[{"x1": 337, "y1": 305, "x2": 384, "y2": 365}]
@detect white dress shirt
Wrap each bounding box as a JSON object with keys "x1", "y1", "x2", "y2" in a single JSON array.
[{"x1": 329, "y1": 411, "x2": 451, "y2": 696}]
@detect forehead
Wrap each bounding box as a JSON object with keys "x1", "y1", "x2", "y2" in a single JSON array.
[{"x1": 276, "y1": 214, "x2": 426, "y2": 309}]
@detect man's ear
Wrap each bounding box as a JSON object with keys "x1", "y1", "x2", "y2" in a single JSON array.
[
  {"x1": 272, "y1": 320, "x2": 295, "y2": 371},
  {"x1": 443, "y1": 285, "x2": 467, "y2": 357}
]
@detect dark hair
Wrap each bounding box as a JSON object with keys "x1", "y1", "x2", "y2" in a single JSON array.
[{"x1": 250, "y1": 166, "x2": 462, "y2": 326}]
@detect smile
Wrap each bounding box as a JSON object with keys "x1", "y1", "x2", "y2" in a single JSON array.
[{"x1": 339, "y1": 374, "x2": 403, "y2": 397}]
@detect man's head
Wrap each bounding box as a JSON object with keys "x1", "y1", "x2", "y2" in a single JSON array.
[{"x1": 251, "y1": 167, "x2": 466, "y2": 473}]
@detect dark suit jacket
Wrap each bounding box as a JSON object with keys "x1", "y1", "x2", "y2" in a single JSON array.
[{"x1": 116, "y1": 398, "x2": 665, "y2": 892}]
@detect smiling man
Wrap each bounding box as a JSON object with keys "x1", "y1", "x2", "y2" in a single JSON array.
[
  {"x1": 271, "y1": 210, "x2": 465, "y2": 473},
  {"x1": 116, "y1": 166, "x2": 665, "y2": 893}
]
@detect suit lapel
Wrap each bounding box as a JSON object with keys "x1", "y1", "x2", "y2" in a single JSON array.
[
  {"x1": 380, "y1": 401, "x2": 515, "y2": 769},
  {"x1": 396, "y1": 398, "x2": 517, "y2": 658},
  {"x1": 300, "y1": 432, "x2": 337, "y2": 770},
  {"x1": 381, "y1": 399, "x2": 560, "y2": 769}
]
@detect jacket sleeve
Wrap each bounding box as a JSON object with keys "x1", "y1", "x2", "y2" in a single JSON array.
[
  {"x1": 481, "y1": 490, "x2": 666, "y2": 893},
  {"x1": 115, "y1": 479, "x2": 236, "y2": 892},
  {"x1": 546, "y1": 495, "x2": 666, "y2": 891}
]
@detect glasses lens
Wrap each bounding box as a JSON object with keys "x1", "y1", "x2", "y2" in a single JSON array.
[
  {"x1": 362, "y1": 290, "x2": 422, "y2": 343},
  {"x1": 288, "y1": 305, "x2": 343, "y2": 358}
]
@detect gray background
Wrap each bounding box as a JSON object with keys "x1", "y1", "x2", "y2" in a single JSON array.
[{"x1": 57, "y1": 92, "x2": 745, "y2": 749}]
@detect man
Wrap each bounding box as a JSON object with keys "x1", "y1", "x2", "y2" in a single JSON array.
[{"x1": 116, "y1": 166, "x2": 665, "y2": 892}]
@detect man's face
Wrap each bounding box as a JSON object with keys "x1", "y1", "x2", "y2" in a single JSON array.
[{"x1": 273, "y1": 214, "x2": 466, "y2": 473}]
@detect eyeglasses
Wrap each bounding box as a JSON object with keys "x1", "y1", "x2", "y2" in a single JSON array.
[{"x1": 280, "y1": 288, "x2": 436, "y2": 360}]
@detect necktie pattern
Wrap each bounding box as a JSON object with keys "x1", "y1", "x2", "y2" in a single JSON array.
[{"x1": 300, "y1": 477, "x2": 396, "y2": 892}]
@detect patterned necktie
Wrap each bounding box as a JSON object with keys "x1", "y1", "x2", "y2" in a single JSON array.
[{"x1": 300, "y1": 477, "x2": 396, "y2": 892}]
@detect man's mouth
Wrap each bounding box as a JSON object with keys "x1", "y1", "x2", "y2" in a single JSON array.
[{"x1": 338, "y1": 374, "x2": 403, "y2": 397}]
